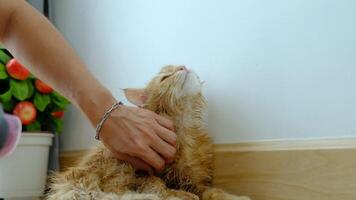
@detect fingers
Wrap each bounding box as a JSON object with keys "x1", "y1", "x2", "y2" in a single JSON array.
[
  {"x1": 136, "y1": 146, "x2": 166, "y2": 173},
  {"x1": 153, "y1": 113, "x2": 175, "y2": 131},
  {"x1": 152, "y1": 114, "x2": 177, "y2": 146},
  {"x1": 149, "y1": 133, "x2": 176, "y2": 163},
  {"x1": 113, "y1": 152, "x2": 154, "y2": 175},
  {"x1": 101, "y1": 106, "x2": 177, "y2": 173},
  {"x1": 150, "y1": 112, "x2": 176, "y2": 163},
  {"x1": 154, "y1": 125, "x2": 177, "y2": 147}
]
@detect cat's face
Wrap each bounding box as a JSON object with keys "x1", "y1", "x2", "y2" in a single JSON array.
[
  {"x1": 147, "y1": 65, "x2": 202, "y2": 98},
  {"x1": 124, "y1": 65, "x2": 203, "y2": 112}
]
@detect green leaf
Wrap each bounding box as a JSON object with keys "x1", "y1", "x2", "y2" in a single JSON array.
[
  {"x1": 10, "y1": 79, "x2": 29, "y2": 101},
  {"x1": 52, "y1": 118, "x2": 63, "y2": 133},
  {"x1": 26, "y1": 79, "x2": 34, "y2": 99},
  {"x1": 34, "y1": 92, "x2": 51, "y2": 112},
  {"x1": 2, "y1": 100, "x2": 15, "y2": 112},
  {"x1": 25, "y1": 120, "x2": 41, "y2": 132},
  {"x1": 51, "y1": 92, "x2": 70, "y2": 109},
  {"x1": 0, "y1": 89, "x2": 12, "y2": 102},
  {"x1": 28, "y1": 74, "x2": 35, "y2": 79},
  {"x1": 0, "y1": 49, "x2": 11, "y2": 65},
  {"x1": 0, "y1": 63, "x2": 8, "y2": 79}
]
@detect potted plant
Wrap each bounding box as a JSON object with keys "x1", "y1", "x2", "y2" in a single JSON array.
[{"x1": 0, "y1": 48, "x2": 70, "y2": 199}]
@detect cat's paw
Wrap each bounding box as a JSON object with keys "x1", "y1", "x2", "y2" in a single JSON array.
[
  {"x1": 120, "y1": 193, "x2": 160, "y2": 200},
  {"x1": 167, "y1": 190, "x2": 199, "y2": 200},
  {"x1": 202, "y1": 188, "x2": 250, "y2": 200},
  {"x1": 230, "y1": 196, "x2": 251, "y2": 200}
]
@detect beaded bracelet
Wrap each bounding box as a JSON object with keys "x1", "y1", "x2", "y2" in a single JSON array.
[{"x1": 95, "y1": 101, "x2": 123, "y2": 140}]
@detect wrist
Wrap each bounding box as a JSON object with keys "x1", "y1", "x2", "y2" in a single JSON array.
[{"x1": 75, "y1": 87, "x2": 117, "y2": 127}]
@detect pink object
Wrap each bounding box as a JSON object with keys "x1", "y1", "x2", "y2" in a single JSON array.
[{"x1": 0, "y1": 113, "x2": 22, "y2": 158}]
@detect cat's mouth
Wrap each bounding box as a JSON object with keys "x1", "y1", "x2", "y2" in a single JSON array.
[
  {"x1": 181, "y1": 70, "x2": 190, "y2": 88},
  {"x1": 179, "y1": 69, "x2": 202, "y2": 96},
  {"x1": 157, "y1": 65, "x2": 202, "y2": 98}
]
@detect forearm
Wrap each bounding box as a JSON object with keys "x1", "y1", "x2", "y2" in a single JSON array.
[
  {"x1": 0, "y1": 0, "x2": 114, "y2": 126},
  {"x1": 0, "y1": 1, "x2": 178, "y2": 171}
]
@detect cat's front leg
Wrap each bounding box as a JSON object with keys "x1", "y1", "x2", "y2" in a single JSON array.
[
  {"x1": 201, "y1": 188, "x2": 250, "y2": 200},
  {"x1": 166, "y1": 189, "x2": 199, "y2": 200},
  {"x1": 119, "y1": 192, "x2": 160, "y2": 200},
  {"x1": 137, "y1": 176, "x2": 198, "y2": 200}
]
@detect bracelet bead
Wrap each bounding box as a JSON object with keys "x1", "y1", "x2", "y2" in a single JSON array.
[{"x1": 95, "y1": 101, "x2": 123, "y2": 140}]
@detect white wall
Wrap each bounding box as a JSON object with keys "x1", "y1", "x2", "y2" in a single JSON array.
[{"x1": 51, "y1": 0, "x2": 356, "y2": 151}]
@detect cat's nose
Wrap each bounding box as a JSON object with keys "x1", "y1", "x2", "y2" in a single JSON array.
[{"x1": 178, "y1": 65, "x2": 188, "y2": 71}]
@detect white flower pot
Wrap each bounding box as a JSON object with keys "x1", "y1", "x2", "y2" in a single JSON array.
[{"x1": 0, "y1": 132, "x2": 53, "y2": 200}]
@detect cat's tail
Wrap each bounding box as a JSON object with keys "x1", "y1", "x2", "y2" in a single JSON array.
[
  {"x1": 46, "y1": 179, "x2": 125, "y2": 200},
  {"x1": 46, "y1": 183, "x2": 160, "y2": 200},
  {"x1": 46, "y1": 172, "x2": 161, "y2": 200},
  {"x1": 46, "y1": 187, "x2": 122, "y2": 200},
  {"x1": 46, "y1": 170, "x2": 116, "y2": 200}
]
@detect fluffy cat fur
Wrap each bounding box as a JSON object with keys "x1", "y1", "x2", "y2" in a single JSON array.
[{"x1": 47, "y1": 65, "x2": 250, "y2": 200}]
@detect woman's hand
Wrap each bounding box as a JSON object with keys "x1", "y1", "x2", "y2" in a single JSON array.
[
  {"x1": 98, "y1": 104, "x2": 177, "y2": 174},
  {"x1": 76, "y1": 87, "x2": 177, "y2": 174},
  {"x1": 0, "y1": 0, "x2": 176, "y2": 174}
]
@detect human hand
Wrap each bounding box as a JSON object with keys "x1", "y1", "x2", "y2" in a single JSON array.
[{"x1": 99, "y1": 105, "x2": 177, "y2": 174}]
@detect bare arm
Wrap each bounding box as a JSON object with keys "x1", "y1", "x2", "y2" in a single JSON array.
[
  {"x1": 0, "y1": 0, "x2": 176, "y2": 173},
  {"x1": 0, "y1": 0, "x2": 107, "y2": 124}
]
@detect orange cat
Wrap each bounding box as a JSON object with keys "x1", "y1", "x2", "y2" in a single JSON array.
[{"x1": 47, "y1": 65, "x2": 250, "y2": 200}]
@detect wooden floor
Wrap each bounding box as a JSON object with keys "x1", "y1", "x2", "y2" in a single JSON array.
[
  {"x1": 60, "y1": 138, "x2": 356, "y2": 200},
  {"x1": 214, "y1": 149, "x2": 356, "y2": 200}
]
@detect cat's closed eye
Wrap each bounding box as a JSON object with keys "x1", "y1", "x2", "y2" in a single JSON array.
[{"x1": 160, "y1": 75, "x2": 171, "y2": 82}]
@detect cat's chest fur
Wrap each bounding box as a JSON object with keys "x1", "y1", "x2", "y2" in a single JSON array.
[{"x1": 158, "y1": 125, "x2": 213, "y2": 192}]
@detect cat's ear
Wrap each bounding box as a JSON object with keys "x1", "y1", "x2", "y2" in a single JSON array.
[{"x1": 123, "y1": 88, "x2": 148, "y2": 107}]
